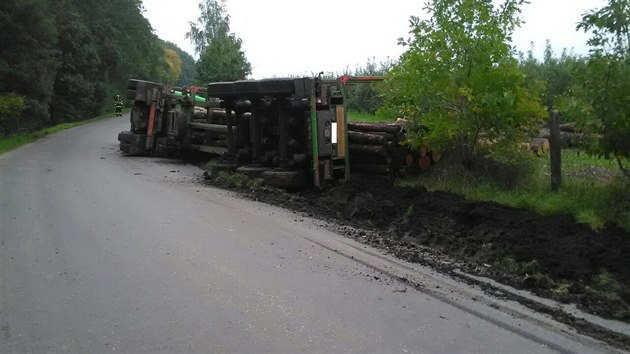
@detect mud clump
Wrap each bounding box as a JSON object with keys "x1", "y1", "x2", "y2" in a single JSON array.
[{"x1": 203, "y1": 172, "x2": 630, "y2": 323}]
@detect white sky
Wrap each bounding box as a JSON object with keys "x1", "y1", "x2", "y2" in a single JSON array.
[{"x1": 142, "y1": 0, "x2": 605, "y2": 79}]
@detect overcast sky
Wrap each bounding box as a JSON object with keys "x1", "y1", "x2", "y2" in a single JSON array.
[{"x1": 142, "y1": 0, "x2": 605, "y2": 79}]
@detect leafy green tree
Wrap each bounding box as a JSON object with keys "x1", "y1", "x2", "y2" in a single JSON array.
[
  {"x1": 0, "y1": 94, "x2": 24, "y2": 136},
  {"x1": 380, "y1": 0, "x2": 546, "y2": 156},
  {"x1": 570, "y1": 0, "x2": 630, "y2": 173},
  {"x1": 51, "y1": 2, "x2": 103, "y2": 123},
  {"x1": 0, "y1": 0, "x2": 60, "y2": 133},
  {"x1": 518, "y1": 41, "x2": 587, "y2": 115},
  {"x1": 345, "y1": 58, "x2": 392, "y2": 115},
  {"x1": 187, "y1": 0, "x2": 251, "y2": 83},
  {"x1": 165, "y1": 42, "x2": 197, "y2": 86}
]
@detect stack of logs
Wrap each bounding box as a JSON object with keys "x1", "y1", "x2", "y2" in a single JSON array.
[
  {"x1": 539, "y1": 122, "x2": 583, "y2": 148},
  {"x1": 347, "y1": 121, "x2": 409, "y2": 176},
  {"x1": 526, "y1": 122, "x2": 583, "y2": 156}
]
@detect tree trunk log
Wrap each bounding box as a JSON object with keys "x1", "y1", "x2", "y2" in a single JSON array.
[
  {"x1": 350, "y1": 163, "x2": 391, "y2": 175},
  {"x1": 349, "y1": 144, "x2": 388, "y2": 156},
  {"x1": 348, "y1": 130, "x2": 388, "y2": 145},
  {"x1": 348, "y1": 121, "x2": 403, "y2": 134}
]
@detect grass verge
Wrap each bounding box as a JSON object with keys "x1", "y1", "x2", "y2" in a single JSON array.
[
  {"x1": 0, "y1": 110, "x2": 125, "y2": 155},
  {"x1": 347, "y1": 111, "x2": 394, "y2": 122},
  {"x1": 400, "y1": 150, "x2": 630, "y2": 231}
]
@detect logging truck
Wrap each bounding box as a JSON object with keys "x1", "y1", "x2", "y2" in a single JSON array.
[{"x1": 117, "y1": 76, "x2": 424, "y2": 188}]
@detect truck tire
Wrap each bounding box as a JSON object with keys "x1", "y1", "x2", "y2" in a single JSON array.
[
  {"x1": 233, "y1": 80, "x2": 259, "y2": 96},
  {"x1": 119, "y1": 142, "x2": 132, "y2": 154},
  {"x1": 118, "y1": 131, "x2": 135, "y2": 144},
  {"x1": 258, "y1": 78, "x2": 295, "y2": 96},
  {"x1": 207, "y1": 82, "x2": 235, "y2": 98},
  {"x1": 127, "y1": 79, "x2": 161, "y2": 90}
]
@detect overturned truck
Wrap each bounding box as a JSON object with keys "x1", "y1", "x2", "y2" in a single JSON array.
[{"x1": 118, "y1": 77, "x2": 352, "y2": 188}]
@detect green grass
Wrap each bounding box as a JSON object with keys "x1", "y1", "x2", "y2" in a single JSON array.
[
  {"x1": 0, "y1": 110, "x2": 124, "y2": 155},
  {"x1": 400, "y1": 151, "x2": 630, "y2": 231},
  {"x1": 347, "y1": 111, "x2": 394, "y2": 123}
]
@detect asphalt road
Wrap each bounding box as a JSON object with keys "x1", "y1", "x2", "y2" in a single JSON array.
[{"x1": 0, "y1": 116, "x2": 619, "y2": 353}]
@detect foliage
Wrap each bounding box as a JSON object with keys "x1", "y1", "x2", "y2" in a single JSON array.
[
  {"x1": 347, "y1": 111, "x2": 394, "y2": 123},
  {"x1": 165, "y1": 41, "x2": 197, "y2": 86},
  {"x1": 566, "y1": 0, "x2": 630, "y2": 173},
  {"x1": 164, "y1": 48, "x2": 183, "y2": 85},
  {"x1": 518, "y1": 42, "x2": 587, "y2": 117},
  {"x1": 400, "y1": 150, "x2": 630, "y2": 231},
  {"x1": 0, "y1": 109, "x2": 121, "y2": 155},
  {"x1": 187, "y1": 0, "x2": 251, "y2": 83},
  {"x1": 0, "y1": 0, "x2": 60, "y2": 132},
  {"x1": 344, "y1": 58, "x2": 393, "y2": 114},
  {"x1": 380, "y1": 0, "x2": 546, "y2": 157},
  {"x1": 0, "y1": 0, "x2": 177, "y2": 136},
  {"x1": 0, "y1": 94, "x2": 25, "y2": 136}
]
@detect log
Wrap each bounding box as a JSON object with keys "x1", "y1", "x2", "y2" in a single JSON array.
[
  {"x1": 350, "y1": 163, "x2": 391, "y2": 175},
  {"x1": 349, "y1": 144, "x2": 388, "y2": 156},
  {"x1": 539, "y1": 129, "x2": 583, "y2": 147},
  {"x1": 418, "y1": 155, "x2": 432, "y2": 172},
  {"x1": 348, "y1": 153, "x2": 392, "y2": 164},
  {"x1": 530, "y1": 138, "x2": 549, "y2": 155},
  {"x1": 208, "y1": 139, "x2": 228, "y2": 147},
  {"x1": 431, "y1": 150, "x2": 443, "y2": 162},
  {"x1": 348, "y1": 121, "x2": 403, "y2": 134},
  {"x1": 348, "y1": 130, "x2": 388, "y2": 145},
  {"x1": 559, "y1": 122, "x2": 577, "y2": 133}
]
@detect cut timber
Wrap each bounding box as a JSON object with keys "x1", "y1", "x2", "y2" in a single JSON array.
[
  {"x1": 188, "y1": 122, "x2": 230, "y2": 133},
  {"x1": 418, "y1": 155, "x2": 432, "y2": 172},
  {"x1": 530, "y1": 138, "x2": 550, "y2": 156},
  {"x1": 348, "y1": 121, "x2": 404, "y2": 134},
  {"x1": 348, "y1": 131, "x2": 388, "y2": 145},
  {"x1": 431, "y1": 150, "x2": 442, "y2": 162},
  {"x1": 349, "y1": 144, "x2": 388, "y2": 156},
  {"x1": 559, "y1": 122, "x2": 577, "y2": 133},
  {"x1": 351, "y1": 163, "x2": 391, "y2": 175},
  {"x1": 349, "y1": 153, "x2": 392, "y2": 164},
  {"x1": 406, "y1": 153, "x2": 415, "y2": 167}
]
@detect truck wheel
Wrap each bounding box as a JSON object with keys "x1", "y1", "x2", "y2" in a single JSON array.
[
  {"x1": 258, "y1": 78, "x2": 295, "y2": 96},
  {"x1": 233, "y1": 80, "x2": 259, "y2": 96},
  {"x1": 207, "y1": 82, "x2": 235, "y2": 98},
  {"x1": 119, "y1": 142, "x2": 132, "y2": 153},
  {"x1": 118, "y1": 131, "x2": 135, "y2": 144},
  {"x1": 127, "y1": 79, "x2": 161, "y2": 90}
]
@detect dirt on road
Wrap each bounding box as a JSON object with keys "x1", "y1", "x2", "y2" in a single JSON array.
[
  {"x1": 201, "y1": 169, "x2": 630, "y2": 328},
  {"x1": 205, "y1": 171, "x2": 630, "y2": 347}
]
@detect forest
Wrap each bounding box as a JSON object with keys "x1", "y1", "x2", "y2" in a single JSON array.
[{"x1": 0, "y1": 0, "x2": 195, "y2": 136}]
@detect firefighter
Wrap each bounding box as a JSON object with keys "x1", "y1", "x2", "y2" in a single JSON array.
[{"x1": 114, "y1": 94, "x2": 123, "y2": 117}]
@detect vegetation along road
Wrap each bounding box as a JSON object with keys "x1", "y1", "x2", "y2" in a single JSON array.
[{"x1": 0, "y1": 116, "x2": 623, "y2": 353}]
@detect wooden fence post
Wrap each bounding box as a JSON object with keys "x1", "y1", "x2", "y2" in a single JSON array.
[{"x1": 550, "y1": 110, "x2": 562, "y2": 191}]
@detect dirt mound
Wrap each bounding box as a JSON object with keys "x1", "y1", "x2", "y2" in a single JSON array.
[{"x1": 205, "y1": 172, "x2": 630, "y2": 322}]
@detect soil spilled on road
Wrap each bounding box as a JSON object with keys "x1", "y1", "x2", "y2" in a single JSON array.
[{"x1": 199, "y1": 167, "x2": 630, "y2": 346}]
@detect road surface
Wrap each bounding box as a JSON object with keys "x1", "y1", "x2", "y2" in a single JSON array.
[{"x1": 0, "y1": 116, "x2": 618, "y2": 352}]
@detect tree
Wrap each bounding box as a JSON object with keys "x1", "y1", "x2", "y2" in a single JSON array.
[
  {"x1": 51, "y1": 2, "x2": 103, "y2": 123},
  {"x1": 380, "y1": 0, "x2": 546, "y2": 156},
  {"x1": 186, "y1": 0, "x2": 251, "y2": 83},
  {"x1": 164, "y1": 48, "x2": 183, "y2": 85},
  {"x1": 164, "y1": 41, "x2": 197, "y2": 86},
  {"x1": 518, "y1": 42, "x2": 587, "y2": 114},
  {"x1": 345, "y1": 58, "x2": 393, "y2": 115},
  {"x1": 572, "y1": 0, "x2": 630, "y2": 174},
  {"x1": 0, "y1": 0, "x2": 60, "y2": 132}
]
